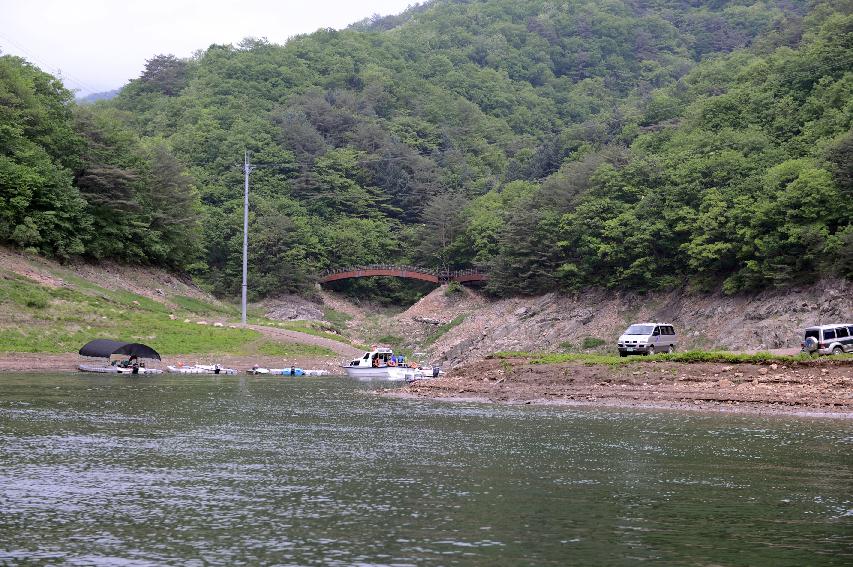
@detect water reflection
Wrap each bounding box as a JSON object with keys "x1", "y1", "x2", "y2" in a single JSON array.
[{"x1": 0, "y1": 374, "x2": 850, "y2": 566}]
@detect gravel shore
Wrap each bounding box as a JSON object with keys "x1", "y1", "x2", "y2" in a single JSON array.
[
  {"x1": 6, "y1": 351, "x2": 852, "y2": 418},
  {"x1": 388, "y1": 356, "x2": 853, "y2": 417}
]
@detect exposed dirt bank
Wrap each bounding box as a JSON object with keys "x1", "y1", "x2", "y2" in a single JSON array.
[
  {"x1": 379, "y1": 280, "x2": 851, "y2": 367},
  {"x1": 387, "y1": 357, "x2": 853, "y2": 417}
]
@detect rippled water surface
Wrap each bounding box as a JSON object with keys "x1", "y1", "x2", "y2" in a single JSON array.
[{"x1": 0, "y1": 373, "x2": 850, "y2": 566}]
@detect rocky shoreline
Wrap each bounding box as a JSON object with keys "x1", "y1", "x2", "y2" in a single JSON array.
[
  {"x1": 4, "y1": 351, "x2": 852, "y2": 417},
  {"x1": 387, "y1": 356, "x2": 853, "y2": 418}
]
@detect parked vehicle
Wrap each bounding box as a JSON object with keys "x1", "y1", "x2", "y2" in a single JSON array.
[
  {"x1": 802, "y1": 323, "x2": 853, "y2": 355},
  {"x1": 617, "y1": 323, "x2": 678, "y2": 357}
]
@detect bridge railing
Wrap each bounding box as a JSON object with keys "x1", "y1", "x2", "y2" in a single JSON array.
[
  {"x1": 319, "y1": 265, "x2": 488, "y2": 282},
  {"x1": 321, "y1": 264, "x2": 441, "y2": 277},
  {"x1": 437, "y1": 268, "x2": 488, "y2": 280}
]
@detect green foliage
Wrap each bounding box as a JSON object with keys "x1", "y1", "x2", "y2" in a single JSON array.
[
  {"x1": 72, "y1": 107, "x2": 203, "y2": 267},
  {"x1": 581, "y1": 337, "x2": 606, "y2": 349},
  {"x1": 367, "y1": 332, "x2": 413, "y2": 357},
  {"x1": 4, "y1": 0, "x2": 850, "y2": 303},
  {"x1": 322, "y1": 307, "x2": 353, "y2": 333},
  {"x1": 488, "y1": 6, "x2": 853, "y2": 295},
  {"x1": 377, "y1": 334, "x2": 405, "y2": 347},
  {"x1": 277, "y1": 320, "x2": 354, "y2": 345},
  {"x1": 326, "y1": 276, "x2": 434, "y2": 307},
  {"x1": 171, "y1": 295, "x2": 237, "y2": 315},
  {"x1": 0, "y1": 56, "x2": 88, "y2": 259},
  {"x1": 444, "y1": 281, "x2": 464, "y2": 297},
  {"x1": 0, "y1": 55, "x2": 202, "y2": 269},
  {"x1": 0, "y1": 274, "x2": 50, "y2": 308},
  {"x1": 256, "y1": 341, "x2": 336, "y2": 357},
  {"x1": 138, "y1": 54, "x2": 189, "y2": 97},
  {"x1": 0, "y1": 271, "x2": 335, "y2": 356},
  {"x1": 417, "y1": 191, "x2": 470, "y2": 271},
  {"x1": 493, "y1": 350, "x2": 842, "y2": 366},
  {"x1": 25, "y1": 294, "x2": 49, "y2": 309},
  {"x1": 424, "y1": 314, "x2": 466, "y2": 346},
  {"x1": 105, "y1": 0, "x2": 822, "y2": 300}
]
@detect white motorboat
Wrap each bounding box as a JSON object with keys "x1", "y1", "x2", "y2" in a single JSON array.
[
  {"x1": 166, "y1": 364, "x2": 237, "y2": 375},
  {"x1": 341, "y1": 347, "x2": 440, "y2": 381},
  {"x1": 247, "y1": 367, "x2": 330, "y2": 376}
]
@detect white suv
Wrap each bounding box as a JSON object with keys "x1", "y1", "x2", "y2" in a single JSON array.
[
  {"x1": 802, "y1": 324, "x2": 853, "y2": 355},
  {"x1": 617, "y1": 323, "x2": 678, "y2": 357}
]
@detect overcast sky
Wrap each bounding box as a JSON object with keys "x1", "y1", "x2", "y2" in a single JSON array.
[{"x1": 0, "y1": 0, "x2": 418, "y2": 96}]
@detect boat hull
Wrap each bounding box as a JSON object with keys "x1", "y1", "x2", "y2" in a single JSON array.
[
  {"x1": 117, "y1": 367, "x2": 163, "y2": 375},
  {"x1": 78, "y1": 365, "x2": 119, "y2": 374},
  {"x1": 303, "y1": 369, "x2": 329, "y2": 376},
  {"x1": 166, "y1": 365, "x2": 237, "y2": 375},
  {"x1": 78, "y1": 365, "x2": 163, "y2": 375},
  {"x1": 249, "y1": 368, "x2": 306, "y2": 376},
  {"x1": 342, "y1": 366, "x2": 416, "y2": 381}
]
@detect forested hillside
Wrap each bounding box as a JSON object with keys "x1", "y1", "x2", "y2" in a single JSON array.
[
  {"x1": 2, "y1": 0, "x2": 850, "y2": 302},
  {"x1": 0, "y1": 57, "x2": 202, "y2": 268}
]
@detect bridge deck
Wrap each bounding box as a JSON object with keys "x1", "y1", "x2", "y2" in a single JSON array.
[
  {"x1": 319, "y1": 266, "x2": 487, "y2": 285},
  {"x1": 321, "y1": 269, "x2": 439, "y2": 284}
]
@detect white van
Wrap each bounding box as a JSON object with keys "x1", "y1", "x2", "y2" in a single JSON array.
[
  {"x1": 617, "y1": 323, "x2": 678, "y2": 357},
  {"x1": 802, "y1": 324, "x2": 853, "y2": 355}
]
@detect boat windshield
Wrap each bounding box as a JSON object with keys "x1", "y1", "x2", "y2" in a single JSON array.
[{"x1": 625, "y1": 325, "x2": 654, "y2": 335}]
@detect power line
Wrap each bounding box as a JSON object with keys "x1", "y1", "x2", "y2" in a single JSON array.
[{"x1": 0, "y1": 31, "x2": 101, "y2": 94}]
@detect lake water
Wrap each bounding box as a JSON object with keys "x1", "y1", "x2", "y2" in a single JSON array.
[{"x1": 0, "y1": 373, "x2": 850, "y2": 566}]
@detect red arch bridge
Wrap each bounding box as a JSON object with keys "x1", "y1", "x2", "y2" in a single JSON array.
[{"x1": 319, "y1": 265, "x2": 488, "y2": 286}]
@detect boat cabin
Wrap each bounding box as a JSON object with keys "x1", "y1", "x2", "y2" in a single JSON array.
[{"x1": 347, "y1": 347, "x2": 405, "y2": 368}]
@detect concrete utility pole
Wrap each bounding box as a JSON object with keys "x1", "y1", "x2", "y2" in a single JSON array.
[{"x1": 242, "y1": 150, "x2": 250, "y2": 325}]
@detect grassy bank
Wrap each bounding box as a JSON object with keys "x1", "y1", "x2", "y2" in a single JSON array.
[
  {"x1": 274, "y1": 320, "x2": 355, "y2": 346},
  {"x1": 424, "y1": 314, "x2": 466, "y2": 347},
  {"x1": 0, "y1": 271, "x2": 336, "y2": 357},
  {"x1": 491, "y1": 351, "x2": 853, "y2": 366}
]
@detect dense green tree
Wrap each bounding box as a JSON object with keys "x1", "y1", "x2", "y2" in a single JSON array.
[
  {"x1": 416, "y1": 191, "x2": 470, "y2": 272},
  {"x1": 143, "y1": 144, "x2": 204, "y2": 267},
  {"x1": 5, "y1": 1, "x2": 849, "y2": 302},
  {"x1": 0, "y1": 55, "x2": 203, "y2": 268},
  {"x1": 138, "y1": 54, "x2": 190, "y2": 97},
  {"x1": 0, "y1": 56, "x2": 89, "y2": 259}
]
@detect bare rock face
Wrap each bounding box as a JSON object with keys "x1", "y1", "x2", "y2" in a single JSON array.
[
  {"x1": 264, "y1": 295, "x2": 324, "y2": 321},
  {"x1": 425, "y1": 278, "x2": 851, "y2": 365},
  {"x1": 400, "y1": 284, "x2": 486, "y2": 321}
]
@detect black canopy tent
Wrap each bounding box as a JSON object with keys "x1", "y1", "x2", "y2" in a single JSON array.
[{"x1": 78, "y1": 339, "x2": 161, "y2": 361}]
